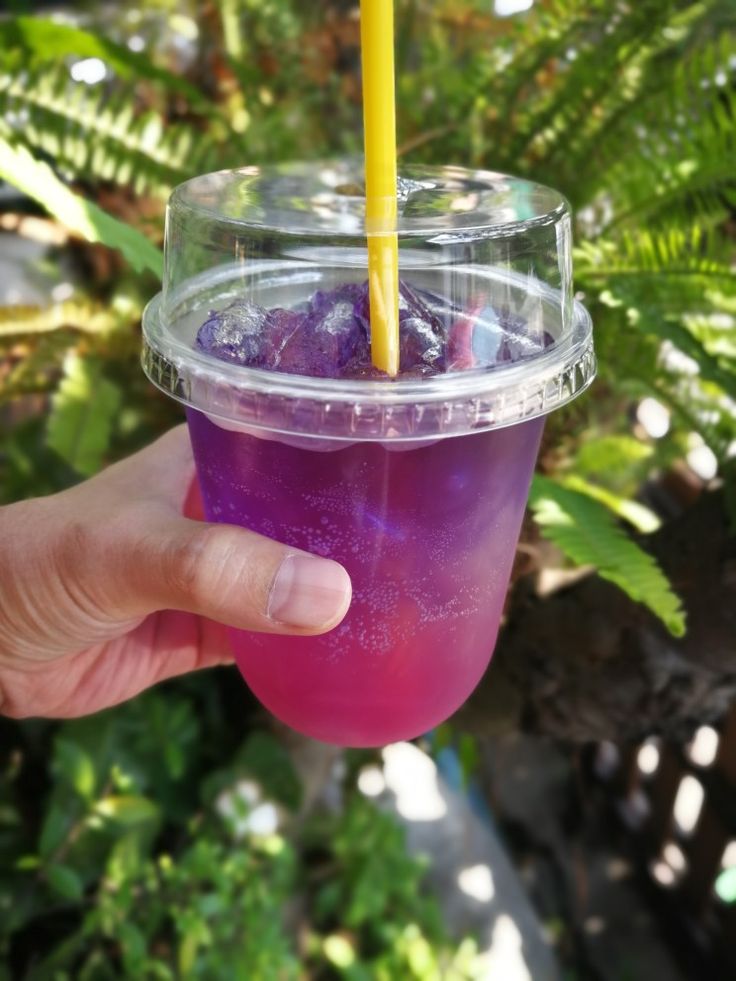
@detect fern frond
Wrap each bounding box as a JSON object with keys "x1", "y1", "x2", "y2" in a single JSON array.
[
  {"x1": 597, "y1": 34, "x2": 736, "y2": 230},
  {"x1": 685, "y1": 312, "x2": 736, "y2": 361},
  {"x1": 597, "y1": 332, "x2": 736, "y2": 464},
  {"x1": 651, "y1": 374, "x2": 736, "y2": 464},
  {"x1": 578, "y1": 220, "x2": 736, "y2": 423},
  {"x1": 0, "y1": 66, "x2": 221, "y2": 197},
  {"x1": 505, "y1": 0, "x2": 687, "y2": 168},
  {"x1": 529, "y1": 475, "x2": 686, "y2": 637},
  {"x1": 557, "y1": 9, "x2": 736, "y2": 202},
  {"x1": 560, "y1": 474, "x2": 661, "y2": 534},
  {"x1": 0, "y1": 16, "x2": 212, "y2": 110},
  {"x1": 0, "y1": 137, "x2": 163, "y2": 278},
  {"x1": 576, "y1": 226, "x2": 733, "y2": 284}
]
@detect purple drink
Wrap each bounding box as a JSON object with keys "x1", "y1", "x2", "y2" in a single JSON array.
[
  {"x1": 142, "y1": 162, "x2": 595, "y2": 746},
  {"x1": 187, "y1": 407, "x2": 543, "y2": 746}
]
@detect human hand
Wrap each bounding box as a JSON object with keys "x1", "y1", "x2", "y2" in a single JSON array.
[{"x1": 0, "y1": 426, "x2": 352, "y2": 719}]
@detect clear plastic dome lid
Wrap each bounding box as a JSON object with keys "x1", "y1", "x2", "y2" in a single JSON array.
[{"x1": 142, "y1": 161, "x2": 595, "y2": 441}]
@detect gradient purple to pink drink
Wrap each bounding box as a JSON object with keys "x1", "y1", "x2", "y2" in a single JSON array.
[
  {"x1": 142, "y1": 165, "x2": 595, "y2": 747},
  {"x1": 187, "y1": 407, "x2": 544, "y2": 746}
]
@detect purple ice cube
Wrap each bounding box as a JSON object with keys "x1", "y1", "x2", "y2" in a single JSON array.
[
  {"x1": 195, "y1": 298, "x2": 269, "y2": 365},
  {"x1": 495, "y1": 308, "x2": 550, "y2": 364},
  {"x1": 195, "y1": 299, "x2": 302, "y2": 369},
  {"x1": 195, "y1": 279, "x2": 513, "y2": 379},
  {"x1": 354, "y1": 281, "x2": 445, "y2": 375},
  {"x1": 278, "y1": 282, "x2": 369, "y2": 377},
  {"x1": 413, "y1": 286, "x2": 462, "y2": 334},
  {"x1": 263, "y1": 307, "x2": 303, "y2": 367}
]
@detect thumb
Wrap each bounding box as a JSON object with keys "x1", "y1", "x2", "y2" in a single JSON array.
[{"x1": 118, "y1": 517, "x2": 352, "y2": 635}]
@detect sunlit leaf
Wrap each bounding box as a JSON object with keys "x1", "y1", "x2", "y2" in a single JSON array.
[
  {"x1": 0, "y1": 300, "x2": 120, "y2": 337},
  {"x1": 0, "y1": 137, "x2": 162, "y2": 277},
  {"x1": 54, "y1": 738, "x2": 97, "y2": 801},
  {"x1": 561, "y1": 475, "x2": 661, "y2": 533},
  {"x1": 529, "y1": 475, "x2": 686, "y2": 636},
  {"x1": 47, "y1": 352, "x2": 121, "y2": 477},
  {"x1": 95, "y1": 795, "x2": 159, "y2": 826}
]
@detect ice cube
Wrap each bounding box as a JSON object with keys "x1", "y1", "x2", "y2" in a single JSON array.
[
  {"x1": 195, "y1": 299, "x2": 269, "y2": 365},
  {"x1": 496, "y1": 309, "x2": 549, "y2": 363},
  {"x1": 194, "y1": 280, "x2": 526, "y2": 379},
  {"x1": 354, "y1": 281, "x2": 445, "y2": 375},
  {"x1": 278, "y1": 282, "x2": 369, "y2": 377}
]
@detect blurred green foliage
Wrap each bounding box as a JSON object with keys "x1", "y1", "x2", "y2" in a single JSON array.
[
  {"x1": 0, "y1": 0, "x2": 735, "y2": 974},
  {"x1": 0, "y1": 680, "x2": 481, "y2": 978}
]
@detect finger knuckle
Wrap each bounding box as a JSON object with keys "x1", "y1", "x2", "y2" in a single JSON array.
[
  {"x1": 165, "y1": 525, "x2": 239, "y2": 610},
  {"x1": 54, "y1": 520, "x2": 93, "y2": 571}
]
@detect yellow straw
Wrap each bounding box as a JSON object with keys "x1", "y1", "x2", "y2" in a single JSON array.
[{"x1": 360, "y1": 0, "x2": 400, "y2": 377}]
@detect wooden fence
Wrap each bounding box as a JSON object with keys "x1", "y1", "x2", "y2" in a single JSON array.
[{"x1": 592, "y1": 703, "x2": 736, "y2": 979}]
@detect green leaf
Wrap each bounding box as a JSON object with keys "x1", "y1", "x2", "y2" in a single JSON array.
[
  {"x1": 0, "y1": 137, "x2": 162, "y2": 277},
  {"x1": 0, "y1": 16, "x2": 210, "y2": 110},
  {"x1": 178, "y1": 931, "x2": 201, "y2": 978},
  {"x1": 219, "y1": 0, "x2": 246, "y2": 61},
  {"x1": 48, "y1": 863, "x2": 84, "y2": 901},
  {"x1": 118, "y1": 922, "x2": 147, "y2": 972},
  {"x1": 105, "y1": 832, "x2": 143, "y2": 887},
  {"x1": 561, "y1": 475, "x2": 661, "y2": 534},
  {"x1": 239, "y1": 733, "x2": 303, "y2": 811},
  {"x1": 47, "y1": 352, "x2": 121, "y2": 477},
  {"x1": 39, "y1": 805, "x2": 72, "y2": 859},
  {"x1": 458, "y1": 733, "x2": 480, "y2": 788},
  {"x1": 575, "y1": 435, "x2": 654, "y2": 478},
  {"x1": 54, "y1": 738, "x2": 97, "y2": 800},
  {"x1": 15, "y1": 855, "x2": 41, "y2": 870},
  {"x1": 529, "y1": 475, "x2": 686, "y2": 637},
  {"x1": 94, "y1": 795, "x2": 159, "y2": 826}
]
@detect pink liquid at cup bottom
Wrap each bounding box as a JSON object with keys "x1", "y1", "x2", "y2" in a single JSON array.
[{"x1": 187, "y1": 409, "x2": 544, "y2": 747}]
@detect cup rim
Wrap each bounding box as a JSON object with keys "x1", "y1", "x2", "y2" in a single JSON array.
[{"x1": 142, "y1": 262, "x2": 595, "y2": 440}]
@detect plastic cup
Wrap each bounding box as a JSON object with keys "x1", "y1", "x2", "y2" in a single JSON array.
[{"x1": 142, "y1": 162, "x2": 595, "y2": 747}]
